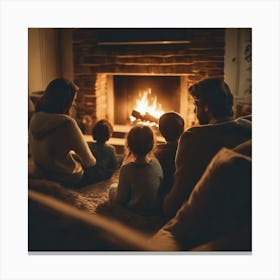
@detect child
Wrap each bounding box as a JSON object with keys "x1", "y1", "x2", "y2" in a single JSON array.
[
  {"x1": 86, "y1": 119, "x2": 117, "y2": 183},
  {"x1": 109, "y1": 124, "x2": 163, "y2": 215},
  {"x1": 155, "y1": 112, "x2": 185, "y2": 198}
]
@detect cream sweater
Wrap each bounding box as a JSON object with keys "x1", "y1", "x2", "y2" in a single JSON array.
[{"x1": 29, "y1": 112, "x2": 96, "y2": 184}]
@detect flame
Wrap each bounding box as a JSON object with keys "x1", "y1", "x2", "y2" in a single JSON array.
[{"x1": 130, "y1": 88, "x2": 164, "y2": 123}]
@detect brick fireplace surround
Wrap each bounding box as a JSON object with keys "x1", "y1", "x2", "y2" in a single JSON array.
[{"x1": 72, "y1": 28, "x2": 225, "y2": 133}]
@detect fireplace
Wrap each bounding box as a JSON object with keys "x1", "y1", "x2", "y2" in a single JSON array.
[
  {"x1": 91, "y1": 73, "x2": 191, "y2": 131},
  {"x1": 72, "y1": 28, "x2": 225, "y2": 132},
  {"x1": 113, "y1": 75, "x2": 180, "y2": 125}
]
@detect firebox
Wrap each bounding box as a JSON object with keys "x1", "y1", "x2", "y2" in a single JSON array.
[
  {"x1": 113, "y1": 75, "x2": 180, "y2": 125},
  {"x1": 93, "y1": 73, "x2": 194, "y2": 131}
]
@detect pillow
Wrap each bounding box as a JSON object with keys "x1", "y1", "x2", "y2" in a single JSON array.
[
  {"x1": 151, "y1": 146, "x2": 252, "y2": 250},
  {"x1": 233, "y1": 139, "x2": 252, "y2": 157}
]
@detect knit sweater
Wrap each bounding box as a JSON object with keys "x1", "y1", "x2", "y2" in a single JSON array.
[
  {"x1": 109, "y1": 157, "x2": 163, "y2": 214},
  {"x1": 29, "y1": 112, "x2": 96, "y2": 184}
]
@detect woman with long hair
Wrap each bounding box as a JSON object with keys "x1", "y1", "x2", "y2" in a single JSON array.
[{"x1": 29, "y1": 78, "x2": 96, "y2": 187}]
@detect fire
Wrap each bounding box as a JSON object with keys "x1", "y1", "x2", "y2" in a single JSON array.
[{"x1": 130, "y1": 88, "x2": 164, "y2": 125}]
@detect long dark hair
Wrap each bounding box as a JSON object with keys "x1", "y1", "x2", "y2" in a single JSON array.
[{"x1": 35, "y1": 78, "x2": 79, "y2": 115}]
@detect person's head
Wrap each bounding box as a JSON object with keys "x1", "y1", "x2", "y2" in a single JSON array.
[
  {"x1": 126, "y1": 124, "x2": 155, "y2": 158},
  {"x1": 189, "y1": 78, "x2": 234, "y2": 125},
  {"x1": 158, "y1": 112, "x2": 185, "y2": 142},
  {"x1": 92, "y1": 119, "x2": 113, "y2": 144},
  {"x1": 35, "y1": 78, "x2": 79, "y2": 115}
]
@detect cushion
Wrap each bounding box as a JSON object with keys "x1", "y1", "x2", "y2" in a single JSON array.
[{"x1": 151, "y1": 146, "x2": 252, "y2": 250}]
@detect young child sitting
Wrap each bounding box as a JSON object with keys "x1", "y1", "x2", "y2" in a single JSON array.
[
  {"x1": 109, "y1": 124, "x2": 163, "y2": 215},
  {"x1": 155, "y1": 112, "x2": 185, "y2": 198},
  {"x1": 86, "y1": 119, "x2": 117, "y2": 183}
]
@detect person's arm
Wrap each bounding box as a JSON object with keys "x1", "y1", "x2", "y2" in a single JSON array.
[
  {"x1": 163, "y1": 129, "x2": 202, "y2": 219},
  {"x1": 114, "y1": 165, "x2": 131, "y2": 204},
  {"x1": 66, "y1": 119, "x2": 96, "y2": 168}
]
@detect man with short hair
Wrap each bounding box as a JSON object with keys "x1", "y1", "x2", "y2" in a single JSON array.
[{"x1": 163, "y1": 78, "x2": 252, "y2": 219}]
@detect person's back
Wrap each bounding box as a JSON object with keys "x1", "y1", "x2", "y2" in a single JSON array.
[
  {"x1": 115, "y1": 158, "x2": 163, "y2": 213},
  {"x1": 29, "y1": 78, "x2": 96, "y2": 187},
  {"x1": 163, "y1": 78, "x2": 252, "y2": 219},
  {"x1": 86, "y1": 119, "x2": 117, "y2": 183},
  {"x1": 87, "y1": 142, "x2": 117, "y2": 179},
  {"x1": 109, "y1": 124, "x2": 163, "y2": 215},
  {"x1": 30, "y1": 112, "x2": 89, "y2": 176},
  {"x1": 155, "y1": 142, "x2": 177, "y2": 195},
  {"x1": 155, "y1": 112, "x2": 184, "y2": 198}
]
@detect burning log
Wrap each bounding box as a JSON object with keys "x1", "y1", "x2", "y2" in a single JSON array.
[{"x1": 131, "y1": 109, "x2": 159, "y2": 124}]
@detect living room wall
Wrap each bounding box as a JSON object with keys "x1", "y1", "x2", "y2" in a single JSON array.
[
  {"x1": 28, "y1": 28, "x2": 252, "y2": 122},
  {"x1": 28, "y1": 28, "x2": 73, "y2": 95}
]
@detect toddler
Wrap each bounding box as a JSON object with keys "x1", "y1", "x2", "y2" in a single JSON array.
[
  {"x1": 86, "y1": 119, "x2": 117, "y2": 183},
  {"x1": 155, "y1": 112, "x2": 184, "y2": 198},
  {"x1": 109, "y1": 124, "x2": 163, "y2": 215}
]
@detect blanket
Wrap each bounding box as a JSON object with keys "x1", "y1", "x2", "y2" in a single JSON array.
[{"x1": 28, "y1": 160, "x2": 165, "y2": 235}]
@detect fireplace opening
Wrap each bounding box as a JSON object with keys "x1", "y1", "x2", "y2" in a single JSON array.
[{"x1": 113, "y1": 75, "x2": 180, "y2": 125}]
